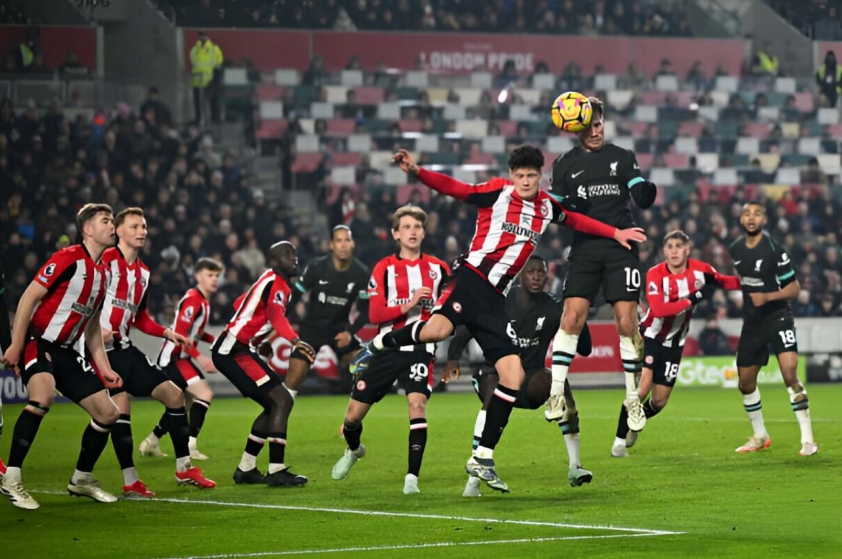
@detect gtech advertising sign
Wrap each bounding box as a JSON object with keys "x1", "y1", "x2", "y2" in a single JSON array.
[{"x1": 675, "y1": 356, "x2": 806, "y2": 388}]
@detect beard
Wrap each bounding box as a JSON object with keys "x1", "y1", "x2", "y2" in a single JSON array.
[{"x1": 741, "y1": 223, "x2": 762, "y2": 237}]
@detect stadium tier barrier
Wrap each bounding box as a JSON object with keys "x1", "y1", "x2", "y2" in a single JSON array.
[{"x1": 3, "y1": 317, "x2": 841, "y2": 403}]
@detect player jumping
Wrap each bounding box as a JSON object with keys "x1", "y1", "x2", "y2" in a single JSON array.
[
  {"x1": 547, "y1": 96, "x2": 658, "y2": 434},
  {"x1": 611, "y1": 231, "x2": 740, "y2": 457},
  {"x1": 352, "y1": 146, "x2": 645, "y2": 492},
  {"x1": 1, "y1": 204, "x2": 123, "y2": 510},
  {"x1": 212, "y1": 241, "x2": 315, "y2": 486},
  {"x1": 442, "y1": 255, "x2": 594, "y2": 496},
  {"x1": 140, "y1": 257, "x2": 224, "y2": 461},
  {"x1": 728, "y1": 202, "x2": 817, "y2": 456},
  {"x1": 331, "y1": 205, "x2": 449, "y2": 494},
  {"x1": 100, "y1": 208, "x2": 215, "y2": 497}
]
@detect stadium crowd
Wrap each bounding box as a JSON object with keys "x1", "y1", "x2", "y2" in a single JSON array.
[{"x1": 166, "y1": 0, "x2": 692, "y2": 36}]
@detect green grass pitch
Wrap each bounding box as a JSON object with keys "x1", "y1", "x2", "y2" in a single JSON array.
[{"x1": 1, "y1": 385, "x2": 840, "y2": 558}]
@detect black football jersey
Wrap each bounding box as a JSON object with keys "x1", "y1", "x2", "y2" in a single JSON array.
[
  {"x1": 294, "y1": 256, "x2": 371, "y2": 333},
  {"x1": 448, "y1": 289, "x2": 562, "y2": 372},
  {"x1": 550, "y1": 143, "x2": 643, "y2": 247},
  {"x1": 728, "y1": 232, "x2": 796, "y2": 321}
]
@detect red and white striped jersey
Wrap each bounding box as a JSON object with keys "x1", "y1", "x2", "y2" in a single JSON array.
[
  {"x1": 30, "y1": 244, "x2": 107, "y2": 346},
  {"x1": 415, "y1": 170, "x2": 618, "y2": 294},
  {"x1": 367, "y1": 253, "x2": 450, "y2": 353},
  {"x1": 159, "y1": 288, "x2": 210, "y2": 366},
  {"x1": 100, "y1": 247, "x2": 151, "y2": 344},
  {"x1": 218, "y1": 269, "x2": 296, "y2": 354},
  {"x1": 640, "y1": 259, "x2": 737, "y2": 348}
]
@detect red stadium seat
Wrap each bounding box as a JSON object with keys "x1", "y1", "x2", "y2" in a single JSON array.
[
  {"x1": 663, "y1": 153, "x2": 688, "y2": 168},
  {"x1": 353, "y1": 87, "x2": 385, "y2": 105},
  {"x1": 256, "y1": 119, "x2": 288, "y2": 140},
  {"x1": 744, "y1": 122, "x2": 772, "y2": 138},
  {"x1": 398, "y1": 119, "x2": 422, "y2": 133},
  {"x1": 326, "y1": 119, "x2": 356, "y2": 136},
  {"x1": 636, "y1": 153, "x2": 654, "y2": 172},
  {"x1": 677, "y1": 121, "x2": 705, "y2": 138},
  {"x1": 682, "y1": 337, "x2": 702, "y2": 356},
  {"x1": 794, "y1": 92, "x2": 814, "y2": 112},
  {"x1": 640, "y1": 91, "x2": 668, "y2": 106},
  {"x1": 330, "y1": 152, "x2": 362, "y2": 166},
  {"x1": 256, "y1": 84, "x2": 285, "y2": 101},
  {"x1": 625, "y1": 121, "x2": 650, "y2": 138},
  {"x1": 291, "y1": 152, "x2": 324, "y2": 173},
  {"x1": 496, "y1": 120, "x2": 519, "y2": 137}
]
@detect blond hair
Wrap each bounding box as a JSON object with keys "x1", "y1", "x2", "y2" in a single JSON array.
[{"x1": 392, "y1": 204, "x2": 427, "y2": 231}]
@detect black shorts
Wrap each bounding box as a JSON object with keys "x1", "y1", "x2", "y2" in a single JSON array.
[
  {"x1": 471, "y1": 367, "x2": 566, "y2": 410},
  {"x1": 352, "y1": 349, "x2": 434, "y2": 405},
  {"x1": 290, "y1": 325, "x2": 361, "y2": 363},
  {"x1": 21, "y1": 336, "x2": 107, "y2": 404},
  {"x1": 107, "y1": 344, "x2": 171, "y2": 397},
  {"x1": 162, "y1": 358, "x2": 205, "y2": 391},
  {"x1": 737, "y1": 314, "x2": 798, "y2": 369},
  {"x1": 563, "y1": 240, "x2": 640, "y2": 304},
  {"x1": 642, "y1": 337, "x2": 684, "y2": 387},
  {"x1": 433, "y1": 266, "x2": 518, "y2": 364},
  {"x1": 212, "y1": 333, "x2": 281, "y2": 398}
]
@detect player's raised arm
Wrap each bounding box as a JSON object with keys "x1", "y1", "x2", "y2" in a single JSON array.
[
  {"x1": 392, "y1": 149, "x2": 502, "y2": 203},
  {"x1": 622, "y1": 150, "x2": 657, "y2": 209}
]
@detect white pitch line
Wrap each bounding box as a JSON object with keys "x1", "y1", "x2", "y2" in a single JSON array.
[
  {"x1": 153, "y1": 497, "x2": 684, "y2": 536},
  {"x1": 151, "y1": 532, "x2": 672, "y2": 559}
]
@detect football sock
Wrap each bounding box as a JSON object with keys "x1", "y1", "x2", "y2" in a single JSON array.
[
  {"x1": 342, "y1": 420, "x2": 363, "y2": 452},
  {"x1": 742, "y1": 388, "x2": 768, "y2": 439},
  {"x1": 380, "y1": 321, "x2": 425, "y2": 349},
  {"x1": 619, "y1": 335, "x2": 642, "y2": 398},
  {"x1": 163, "y1": 406, "x2": 191, "y2": 460},
  {"x1": 76, "y1": 419, "x2": 115, "y2": 474},
  {"x1": 476, "y1": 384, "x2": 517, "y2": 457},
  {"x1": 558, "y1": 412, "x2": 581, "y2": 468},
  {"x1": 787, "y1": 383, "x2": 814, "y2": 444},
  {"x1": 267, "y1": 433, "x2": 287, "y2": 474},
  {"x1": 471, "y1": 410, "x2": 486, "y2": 451},
  {"x1": 189, "y1": 399, "x2": 210, "y2": 438},
  {"x1": 407, "y1": 418, "x2": 427, "y2": 476},
  {"x1": 551, "y1": 332, "x2": 578, "y2": 396},
  {"x1": 615, "y1": 403, "x2": 630, "y2": 439},
  {"x1": 239, "y1": 432, "x2": 265, "y2": 472},
  {"x1": 7, "y1": 401, "x2": 48, "y2": 468},
  {"x1": 110, "y1": 414, "x2": 137, "y2": 482}
]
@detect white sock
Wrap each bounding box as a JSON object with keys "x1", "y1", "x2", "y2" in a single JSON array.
[
  {"x1": 268, "y1": 462, "x2": 286, "y2": 474},
  {"x1": 122, "y1": 467, "x2": 139, "y2": 486},
  {"x1": 147, "y1": 433, "x2": 160, "y2": 445},
  {"x1": 71, "y1": 469, "x2": 92, "y2": 485},
  {"x1": 239, "y1": 452, "x2": 257, "y2": 472},
  {"x1": 742, "y1": 388, "x2": 768, "y2": 439},
  {"x1": 564, "y1": 433, "x2": 581, "y2": 468},
  {"x1": 176, "y1": 456, "x2": 192, "y2": 472},
  {"x1": 474, "y1": 445, "x2": 493, "y2": 459},
  {"x1": 466, "y1": 475, "x2": 480, "y2": 486},
  {"x1": 188, "y1": 436, "x2": 198, "y2": 449},
  {"x1": 4, "y1": 466, "x2": 21, "y2": 483},
  {"x1": 472, "y1": 410, "x2": 486, "y2": 449},
  {"x1": 619, "y1": 335, "x2": 642, "y2": 399},
  {"x1": 613, "y1": 436, "x2": 626, "y2": 448},
  {"x1": 787, "y1": 384, "x2": 814, "y2": 444},
  {"x1": 551, "y1": 331, "x2": 578, "y2": 395},
  {"x1": 283, "y1": 383, "x2": 298, "y2": 401}
]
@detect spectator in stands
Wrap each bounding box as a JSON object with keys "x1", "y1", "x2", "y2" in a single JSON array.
[
  {"x1": 140, "y1": 86, "x2": 173, "y2": 128},
  {"x1": 59, "y1": 51, "x2": 90, "y2": 76},
  {"x1": 189, "y1": 31, "x2": 220, "y2": 125},
  {"x1": 752, "y1": 41, "x2": 781, "y2": 77},
  {"x1": 816, "y1": 50, "x2": 842, "y2": 108},
  {"x1": 302, "y1": 55, "x2": 326, "y2": 86}
]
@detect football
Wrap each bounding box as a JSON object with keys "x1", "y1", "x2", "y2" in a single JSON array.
[{"x1": 551, "y1": 91, "x2": 593, "y2": 133}]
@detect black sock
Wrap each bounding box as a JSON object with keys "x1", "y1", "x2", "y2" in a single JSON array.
[
  {"x1": 189, "y1": 399, "x2": 211, "y2": 438},
  {"x1": 408, "y1": 418, "x2": 427, "y2": 476},
  {"x1": 162, "y1": 406, "x2": 190, "y2": 459},
  {"x1": 382, "y1": 322, "x2": 425, "y2": 348},
  {"x1": 615, "y1": 403, "x2": 630, "y2": 438},
  {"x1": 558, "y1": 412, "x2": 580, "y2": 436},
  {"x1": 343, "y1": 420, "x2": 363, "y2": 452},
  {"x1": 268, "y1": 433, "x2": 287, "y2": 467},
  {"x1": 245, "y1": 434, "x2": 265, "y2": 459},
  {"x1": 478, "y1": 384, "x2": 517, "y2": 451},
  {"x1": 76, "y1": 419, "x2": 114, "y2": 473},
  {"x1": 110, "y1": 414, "x2": 135, "y2": 470},
  {"x1": 153, "y1": 414, "x2": 167, "y2": 439},
  {"x1": 643, "y1": 398, "x2": 662, "y2": 419},
  {"x1": 8, "y1": 402, "x2": 49, "y2": 468}
]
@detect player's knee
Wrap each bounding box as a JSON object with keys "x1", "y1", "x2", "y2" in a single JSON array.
[
  {"x1": 650, "y1": 395, "x2": 669, "y2": 410},
  {"x1": 737, "y1": 379, "x2": 756, "y2": 394},
  {"x1": 407, "y1": 400, "x2": 426, "y2": 418},
  {"x1": 615, "y1": 315, "x2": 637, "y2": 338},
  {"x1": 343, "y1": 419, "x2": 361, "y2": 431},
  {"x1": 561, "y1": 309, "x2": 585, "y2": 333},
  {"x1": 93, "y1": 405, "x2": 121, "y2": 425},
  {"x1": 158, "y1": 382, "x2": 184, "y2": 408},
  {"x1": 192, "y1": 383, "x2": 213, "y2": 402}
]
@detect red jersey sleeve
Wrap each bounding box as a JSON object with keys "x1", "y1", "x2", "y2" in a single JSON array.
[
  {"x1": 645, "y1": 266, "x2": 692, "y2": 318},
  {"x1": 33, "y1": 249, "x2": 78, "y2": 291},
  {"x1": 133, "y1": 292, "x2": 168, "y2": 338},
  {"x1": 417, "y1": 169, "x2": 505, "y2": 207},
  {"x1": 173, "y1": 294, "x2": 202, "y2": 337},
  {"x1": 367, "y1": 258, "x2": 405, "y2": 325},
  {"x1": 266, "y1": 279, "x2": 298, "y2": 341}
]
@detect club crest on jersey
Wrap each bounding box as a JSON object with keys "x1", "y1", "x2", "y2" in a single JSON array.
[
  {"x1": 452, "y1": 302, "x2": 462, "y2": 313},
  {"x1": 140, "y1": 277, "x2": 147, "y2": 287},
  {"x1": 368, "y1": 278, "x2": 377, "y2": 290},
  {"x1": 610, "y1": 161, "x2": 618, "y2": 176},
  {"x1": 536, "y1": 316, "x2": 545, "y2": 331},
  {"x1": 44, "y1": 263, "x2": 56, "y2": 276},
  {"x1": 429, "y1": 269, "x2": 437, "y2": 279},
  {"x1": 577, "y1": 185, "x2": 587, "y2": 198},
  {"x1": 755, "y1": 259, "x2": 763, "y2": 272},
  {"x1": 347, "y1": 282, "x2": 355, "y2": 293},
  {"x1": 539, "y1": 202, "x2": 549, "y2": 216},
  {"x1": 356, "y1": 380, "x2": 366, "y2": 391}
]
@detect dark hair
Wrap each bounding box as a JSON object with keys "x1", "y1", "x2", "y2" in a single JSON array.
[
  {"x1": 743, "y1": 201, "x2": 766, "y2": 214},
  {"x1": 507, "y1": 145, "x2": 544, "y2": 172},
  {"x1": 114, "y1": 207, "x2": 144, "y2": 228},
  {"x1": 527, "y1": 254, "x2": 548, "y2": 267},
  {"x1": 332, "y1": 224, "x2": 352, "y2": 240},
  {"x1": 663, "y1": 230, "x2": 690, "y2": 245},
  {"x1": 195, "y1": 257, "x2": 224, "y2": 274},
  {"x1": 588, "y1": 96, "x2": 605, "y2": 119},
  {"x1": 76, "y1": 203, "x2": 113, "y2": 234}
]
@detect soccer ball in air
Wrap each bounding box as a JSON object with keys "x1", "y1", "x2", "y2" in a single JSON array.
[{"x1": 551, "y1": 91, "x2": 593, "y2": 133}]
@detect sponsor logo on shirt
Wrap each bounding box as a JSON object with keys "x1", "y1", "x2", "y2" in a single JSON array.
[
  {"x1": 501, "y1": 222, "x2": 540, "y2": 244},
  {"x1": 112, "y1": 298, "x2": 139, "y2": 313}
]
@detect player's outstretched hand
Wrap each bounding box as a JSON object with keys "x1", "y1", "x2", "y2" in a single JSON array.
[
  {"x1": 293, "y1": 338, "x2": 316, "y2": 363},
  {"x1": 440, "y1": 360, "x2": 461, "y2": 384},
  {"x1": 165, "y1": 328, "x2": 191, "y2": 348},
  {"x1": 613, "y1": 227, "x2": 647, "y2": 250},
  {"x1": 334, "y1": 331, "x2": 352, "y2": 348},
  {"x1": 749, "y1": 292, "x2": 769, "y2": 307},
  {"x1": 392, "y1": 149, "x2": 420, "y2": 176}
]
